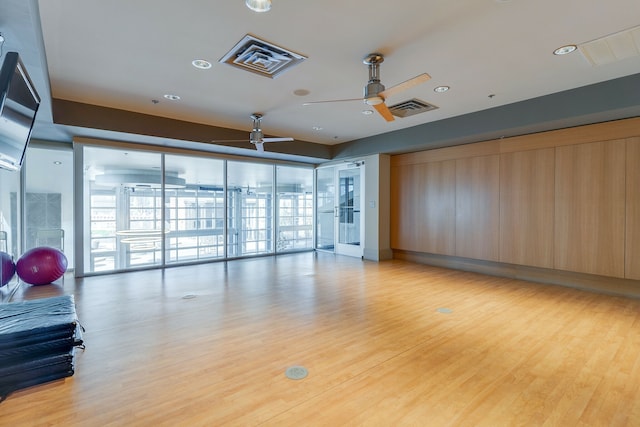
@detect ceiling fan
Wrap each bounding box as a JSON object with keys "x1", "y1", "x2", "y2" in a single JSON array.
[
  {"x1": 303, "y1": 53, "x2": 431, "y2": 122},
  {"x1": 212, "y1": 113, "x2": 294, "y2": 152}
]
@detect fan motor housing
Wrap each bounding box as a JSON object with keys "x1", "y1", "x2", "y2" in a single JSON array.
[
  {"x1": 250, "y1": 130, "x2": 262, "y2": 143},
  {"x1": 364, "y1": 82, "x2": 385, "y2": 105}
]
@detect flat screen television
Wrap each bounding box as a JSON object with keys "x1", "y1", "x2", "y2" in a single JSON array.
[{"x1": 0, "y1": 51, "x2": 41, "y2": 171}]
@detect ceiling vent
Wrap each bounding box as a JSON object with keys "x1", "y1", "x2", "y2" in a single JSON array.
[
  {"x1": 388, "y1": 98, "x2": 438, "y2": 118},
  {"x1": 578, "y1": 24, "x2": 640, "y2": 66},
  {"x1": 219, "y1": 34, "x2": 307, "y2": 78}
]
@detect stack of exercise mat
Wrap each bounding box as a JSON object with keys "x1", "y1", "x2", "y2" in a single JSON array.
[{"x1": 0, "y1": 295, "x2": 84, "y2": 401}]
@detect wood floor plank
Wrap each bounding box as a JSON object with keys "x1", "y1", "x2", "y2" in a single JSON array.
[{"x1": 1, "y1": 252, "x2": 640, "y2": 426}]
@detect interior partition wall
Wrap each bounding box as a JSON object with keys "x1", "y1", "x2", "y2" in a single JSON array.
[{"x1": 79, "y1": 143, "x2": 314, "y2": 276}]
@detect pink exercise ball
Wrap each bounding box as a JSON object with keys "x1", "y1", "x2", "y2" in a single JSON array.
[
  {"x1": 0, "y1": 251, "x2": 15, "y2": 286},
  {"x1": 16, "y1": 247, "x2": 67, "y2": 285}
]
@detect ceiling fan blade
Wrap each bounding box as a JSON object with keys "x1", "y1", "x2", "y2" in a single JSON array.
[
  {"x1": 213, "y1": 113, "x2": 289, "y2": 150},
  {"x1": 379, "y1": 73, "x2": 431, "y2": 99},
  {"x1": 303, "y1": 98, "x2": 363, "y2": 106},
  {"x1": 373, "y1": 102, "x2": 395, "y2": 122},
  {"x1": 211, "y1": 139, "x2": 248, "y2": 143},
  {"x1": 262, "y1": 137, "x2": 294, "y2": 143}
]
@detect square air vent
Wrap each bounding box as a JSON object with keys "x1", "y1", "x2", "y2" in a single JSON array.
[
  {"x1": 219, "y1": 34, "x2": 307, "y2": 78},
  {"x1": 579, "y1": 24, "x2": 640, "y2": 66},
  {"x1": 388, "y1": 99, "x2": 438, "y2": 118}
]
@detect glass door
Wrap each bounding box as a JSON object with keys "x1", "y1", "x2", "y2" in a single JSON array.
[
  {"x1": 315, "y1": 163, "x2": 364, "y2": 258},
  {"x1": 315, "y1": 167, "x2": 335, "y2": 251},
  {"x1": 336, "y1": 165, "x2": 363, "y2": 257}
]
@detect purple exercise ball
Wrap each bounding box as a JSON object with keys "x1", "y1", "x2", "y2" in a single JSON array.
[
  {"x1": 16, "y1": 247, "x2": 67, "y2": 285},
  {"x1": 1, "y1": 251, "x2": 15, "y2": 286}
]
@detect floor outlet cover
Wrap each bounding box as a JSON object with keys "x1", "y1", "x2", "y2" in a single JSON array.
[{"x1": 285, "y1": 366, "x2": 308, "y2": 380}]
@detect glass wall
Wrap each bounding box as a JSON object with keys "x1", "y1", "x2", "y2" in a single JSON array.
[
  {"x1": 276, "y1": 165, "x2": 313, "y2": 252},
  {"x1": 164, "y1": 155, "x2": 225, "y2": 263},
  {"x1": 84, "y1": 147, "x2": 163, "y2": 272},
  {"x1": 81, "y1": 144, "x2": 314, "y2": 275},
  {"x1": 227, "y1": 161, "x2": 274, "y2": 257}
]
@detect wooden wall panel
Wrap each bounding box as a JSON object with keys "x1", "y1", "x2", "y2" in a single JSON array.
[
  {"x1": 500, "y1": 148, "x2": 555, "y2": 268},
  {"x1": 455, "y1": 155, "x2": 500, "y2": 261},
  {"x1": 390, "y1": 161, "x2": 456, "y2": 254},
  {"x1": 390, "y1": 164, "x2": 420, "y2": 251},
  {"x1": 554, "y1": 140, "x2": 626, "y2": 277},
  {"x1": 626, "y1": 138, "x2": 640, "y2": 280},
  {"x1": 391, "y1": 117, "x2": 640, "y2": 166},
  {"x1": 392, "y1": 140, "x2": 500, "y2": 166},
  {"x1": 390, "y1": 118, "x2": 640, "y2": 281},
  {"x1": 420, "y1": 160, "x2": 456, "y2": 255}
]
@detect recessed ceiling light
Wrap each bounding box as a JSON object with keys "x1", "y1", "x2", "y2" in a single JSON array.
[
  {"x1": 53, "y1": 161, "x2": 62, "y2": 165},
  {"x1": 312, "y1": 126, "x2": 323, "y2": 131},
  {"x1": 164, "y1": 94, "x2": 180, "y2": 101},
  {"x1": 192, "y1": 59, "x2": 212, "y2": 69},
  {"x1": 294, "y1": 89, "x2": 310, "y2": 96},
  {"x1": 434, "y1": 86, "x2": 450, "y2": 93},
  {"x1": 553, "y1": 44, "x2": 577, "y2": 55},
  {"x1": 362, "y1": 110, "x2": 374, "y2": 115}
]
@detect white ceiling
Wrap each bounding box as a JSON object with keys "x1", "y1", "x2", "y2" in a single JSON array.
[{"x1": 3, "y1": 0, "x2": 640, "y2": 159}]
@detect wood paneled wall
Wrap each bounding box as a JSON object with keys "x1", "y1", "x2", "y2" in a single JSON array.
[
  {"x1": 499, "y1": 148, "x2": 555, "y2": 268},
  {"x1": 627, "y1": 138, "x2": 640, "y2": 280},
  {"x1": 425, "y1": 160, "x2": 456, "y2": 255},
  {"x1": 390, "y1": 117, "x2": 640, "y2": 281},
  {"x1": 455, "y1": 155, "x2": 500, "y2": 261},
  {"x1": 390, "y1": 161, "x2": 456, "y2": 254},
  {"x1": 554, "y1": 140, "x2": 626, "y2": 277},
  {"x1": 390, "y1": 164, "x2": 420, "y2": 251}
]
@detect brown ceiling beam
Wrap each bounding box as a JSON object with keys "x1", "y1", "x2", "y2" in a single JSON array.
[{"x1": 51, "y1": 98, "x2": 332, "y2": 160}]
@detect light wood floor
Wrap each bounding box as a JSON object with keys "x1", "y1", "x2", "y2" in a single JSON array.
[{"x1": 1, "y1": 252, "x2": 640, "y2": 426}]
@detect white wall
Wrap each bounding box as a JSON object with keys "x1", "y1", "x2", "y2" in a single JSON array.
[{"x1": 362, "y1": 153, "x2": 391, "y2": 261}]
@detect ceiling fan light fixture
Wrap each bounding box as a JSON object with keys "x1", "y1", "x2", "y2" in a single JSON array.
[
  {"x1": 364, "y1": 96, "x2": 384, "y2": 106},
  {"x1": 246, "y1": 0, "x2": 271, "y2": 12}
]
